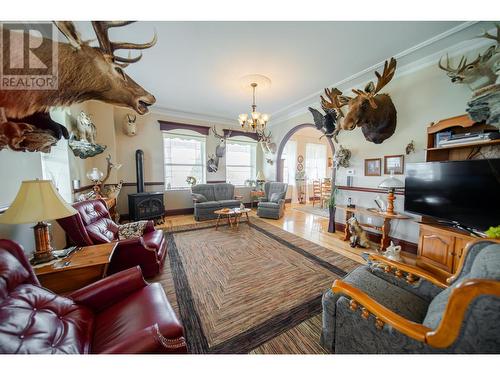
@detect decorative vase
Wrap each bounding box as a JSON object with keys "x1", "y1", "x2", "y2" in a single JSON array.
[{"x1": 328, "y1": 206, "x2": 336, "y2": 233}]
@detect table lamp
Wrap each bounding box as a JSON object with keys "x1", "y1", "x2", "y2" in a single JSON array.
[
  {"x1": 256, "y1": 170, "x2": 266, "y2": 190},
  {"x1": 0, "y1": 180, "x2": 77, "y2": 264},
  {"x1": 378, "y1": 172, "x2": 404, "y2": 215}
]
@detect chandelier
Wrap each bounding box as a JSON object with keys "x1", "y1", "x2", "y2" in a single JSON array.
[{"x1": 238, "y1": 81, "x2": 270, "y2": 133}]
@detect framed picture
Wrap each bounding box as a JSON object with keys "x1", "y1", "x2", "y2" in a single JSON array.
[
  {"x1": 384, "y1": 154, "x2": 405, "y2": 174},
  {"x1": 364, "y1": 158, "x2": 381, "y2": 176},
  {"x1": 297, "y1": 155, "x2": 304, "y2": 163}
]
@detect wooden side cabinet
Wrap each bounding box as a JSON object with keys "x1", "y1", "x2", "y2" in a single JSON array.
[{"x1": 416, "y1": 223, "x2": 492, "y2": 277}]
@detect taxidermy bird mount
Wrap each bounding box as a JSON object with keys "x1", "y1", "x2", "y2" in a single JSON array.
[
  {"x1": 308, "y1": 89, "x2": 340, "y2": 142},
  {"x1": 321, "y1": 58, "x2": 398, "y2": 144}
]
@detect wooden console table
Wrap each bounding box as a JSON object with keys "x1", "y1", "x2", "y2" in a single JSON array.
[
  {"x1": 337, "y1": 205, "x2": 410, "y2": 251},
  {"x1": 34, "y1": 242, "x2": 117, "y2": 294}
]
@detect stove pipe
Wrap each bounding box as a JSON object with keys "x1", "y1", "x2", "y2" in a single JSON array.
[{"x1": 135, "y1": 149, "x2": 144, "y2": 193}]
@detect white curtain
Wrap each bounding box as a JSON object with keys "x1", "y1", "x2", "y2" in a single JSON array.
[{"x1": 305, "y1": 143, "x2": 327, "y2": 181}]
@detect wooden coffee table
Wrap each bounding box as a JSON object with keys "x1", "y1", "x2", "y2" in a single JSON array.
[
  {"x1": 34, "y1": 242, "x2": 117, "y2": 294},
  {"x1": 214, "y1": 208, "x2": 251, "y2": 230}
]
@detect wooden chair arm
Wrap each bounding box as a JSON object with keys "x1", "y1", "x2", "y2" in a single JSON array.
[
  {"x1": 369, "y1": 254, "x2": 448, "y2": 288},
  {"x1": 332, "y1": 279, "x2": 431, "y2": 342},
  {"x1": 333, "y1": 278, "x2": 500, "y2": 349},
  {"x1": 426, "y1": 279, "x2": 500, "y2": 348}
]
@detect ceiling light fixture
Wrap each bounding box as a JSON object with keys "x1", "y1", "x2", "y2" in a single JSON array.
[{"x1": 238, "y1": 75, "x2": 271, "y2": 133}]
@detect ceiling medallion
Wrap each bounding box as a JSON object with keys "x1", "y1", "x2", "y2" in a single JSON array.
[{"x1": 238, "y1": 74, "x2": 271, "y2": 134}]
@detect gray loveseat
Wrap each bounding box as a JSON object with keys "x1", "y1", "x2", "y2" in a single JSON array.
[
  {"x1": 257, "y1": 182, "x2": 288, "y2": 219},
  {"x1": 191, "y1": 183, "x2": 241, "y2": 221},
  {"x1": 321, "y1": 240, "x2": 500, "y2": 353}
]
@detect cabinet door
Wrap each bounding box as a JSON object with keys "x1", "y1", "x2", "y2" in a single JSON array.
[
  {"x1": 452, "y1": 238, "x2": 475, "y2": 273},
  {"x1": 418, "y1": 228, "x2": 455, "y2": 273}
]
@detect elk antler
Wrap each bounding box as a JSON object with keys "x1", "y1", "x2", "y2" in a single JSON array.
[
  {"x1": 321, "y1": 88, "x2": 349, "y2": 118},
  {"x1": 477, "y1": 24, "x2": 500, "y2": 44},
  {"x1": 91, "y1": 21, "x2": 157, "y2": 66},
  {"x1": 438, "y1": 54, "x2": 467, "y2": 74},
  {"x1": 211, "y1": 126, "x2": 224, "y2": 139}
]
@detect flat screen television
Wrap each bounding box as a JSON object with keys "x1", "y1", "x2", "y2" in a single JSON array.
[{"x1": 404, "y1": 159, "x2": 500, "y2": 232}]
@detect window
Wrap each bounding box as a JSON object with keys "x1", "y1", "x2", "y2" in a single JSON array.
[
  {"x1": 41, "y1": 139, "x2": 72, "y2": 202},
  {"x1": 282, "y1": 140, "x2": 297, "y2": 185},
  {"x1": 305, "y1": 143, "x2": 327, "y2": 181},
  {"x1": 163, "y1": 132, "x2": 206, "y2": 189},
  {"x1": 225, "y1": 139, "x2": 257, "y2": 186}
]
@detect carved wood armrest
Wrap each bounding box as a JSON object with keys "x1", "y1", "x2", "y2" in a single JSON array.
[
  {"x1": 369, "y1": 254, "x2": 448, "y2": 288},
  {"x1": 332, "y1": 279, "x2": 431, "y2": 342},
  {"x1": 333, "y1": 278, "x2": 500, "y2": 349}
]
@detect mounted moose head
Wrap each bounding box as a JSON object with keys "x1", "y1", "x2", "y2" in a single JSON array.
[
  {"x1": 321, "y1": 58, "x2": 398, "y2": 144},
  {"x1": 211, "y1": 126, "x2": 231, "y2": 158},
  {"x1": 0, "y1": 21, "x2": 157, "y2": 153},
  {"x1": 258, "y1": 129, "x2": 277, "y2": 154},
  {"x1": 439, "y1": 25, "x2": 500, "y2": 92},
  {"x1": 123, "y1": 114, "x2": 138, "y2": 136}
]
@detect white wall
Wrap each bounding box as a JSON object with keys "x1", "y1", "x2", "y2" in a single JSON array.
[{"x1": 267, "y1": 50, "x2": 475, "y2": 244}]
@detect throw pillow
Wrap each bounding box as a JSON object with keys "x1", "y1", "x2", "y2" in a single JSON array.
[
  {"x1": 270, "y1": 192, "x2": 284, "y2": 203},
  {"x1": 192, "y1": 193, "x2": 207, "y2": 203},
  {"x1": 118, "y1": 220, "x2": 148, "y2": 240}
]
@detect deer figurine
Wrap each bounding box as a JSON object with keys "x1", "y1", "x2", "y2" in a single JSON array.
[
  {"x1": 0, "y1": 21, "x2": 157, "y2": 153},
  {"x1": 123, "y1": 114, "x2": 138, "y2": 136},
  {"x1": 321, "y1": 58, "x2": 397, "y2": 144},
  {"x1": 439, "y1": 25, "x2": 500, "y2": 93}
]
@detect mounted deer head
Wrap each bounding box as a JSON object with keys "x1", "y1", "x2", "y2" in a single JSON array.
[
  {"x1": 123, "y1": 114, "x2": 138, "y2": 136},
  {"x1": 322, "y1": 58, "x2": 397, "y2": 144},
  {"x1": 439, "y1": 25, "x2": 500, "y2": 92},
  {"x1": 0, "y1": 21, "x2": 157, "y2": 152},
  {"x1": 257, "y1": 129, "x2": 277, "y2": 154},
  {"x1": 211, "y1": 126, "x2": 231, "y2": 158}
]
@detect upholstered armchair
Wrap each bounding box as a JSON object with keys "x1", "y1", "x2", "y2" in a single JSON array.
[
  {"x1": 257, "y1": 182, "x2": 288, "y2": 219},
  {"x1": 0, "y1": 239, "x2": 187, "y2": 354},
  {"x1": 57, "y1": 199, "x2": 166, "y2": 278},
  {"x1": 321, "y1": 240, "x2": 500, "y2": 353}
]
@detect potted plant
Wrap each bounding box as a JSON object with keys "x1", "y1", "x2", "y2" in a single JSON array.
[
  {"x1": 327, "y1": 186, "x2": 337, "y2": 233},
  {"x1": 485, "y1": 225, "x2": 500, "y2": 239}
]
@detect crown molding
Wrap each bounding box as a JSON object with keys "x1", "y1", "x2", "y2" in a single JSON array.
[
  {"x1": 269, "y1": 21, "x2": 490, "y2": 126},
  {"x1": 150, "y1": 105, "x2": 236, "y2": 126}
]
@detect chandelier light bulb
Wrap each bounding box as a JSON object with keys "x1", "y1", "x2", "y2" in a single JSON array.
[
  {"x1": 252, "y1": 111, "x2": 261, "y2": 120},
  {"x1": 261, "y1": 113, "x2": 269, "y2": 123}
]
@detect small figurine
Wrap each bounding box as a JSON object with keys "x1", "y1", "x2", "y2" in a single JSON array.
[{"x1": 382, "y1": 241, "x2": 403, "y2": 262}]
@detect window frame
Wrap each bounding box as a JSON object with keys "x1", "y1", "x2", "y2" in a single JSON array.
[
  {"x1": 225, "y1": 138, "x2": 257, "y2": 187},
  {"x1": 162, "y1": 131, "x2": 207, "y2": 190}
]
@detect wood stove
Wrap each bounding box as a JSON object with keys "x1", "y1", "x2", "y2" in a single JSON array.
[{"x1": 128, "y1": 150, "x2": 165, "y2": 221}]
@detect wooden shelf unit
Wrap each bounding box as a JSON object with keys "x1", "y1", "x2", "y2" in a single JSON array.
[{"x1": 426, "y1": 114, "x2": 499, "y2": 162}]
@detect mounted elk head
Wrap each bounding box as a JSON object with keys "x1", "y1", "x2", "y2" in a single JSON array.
[
  {"x1": 0, "y1": 21, "x2": 157, "y2": 152},
  {"x1": 211, "y1": 126, "x2": 231, "y2": 158},
  {"x1": 322, "y1": 58, "x2": 398, "y2": 144},
  {"x1": 123, "y1": 114, "x2": 138, "y2": 136},
  {"x1": 439, "y1": 25, "x2": 500, "y2": 92},
  {"x1": 257, "y1": 129, "x2": 277, "y2": 154}
]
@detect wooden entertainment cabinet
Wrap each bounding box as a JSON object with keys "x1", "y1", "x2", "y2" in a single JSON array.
[{"x1": 415, "y1": 114, "x2": 500, "y2": 277}]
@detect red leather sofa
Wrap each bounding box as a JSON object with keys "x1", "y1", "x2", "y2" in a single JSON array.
[
  {"x1": 57, "y1": 199, "x2": 166, "y2": 278},
  {"x1": 0, "y1": 239, "x2": 187, "y2": 354}
]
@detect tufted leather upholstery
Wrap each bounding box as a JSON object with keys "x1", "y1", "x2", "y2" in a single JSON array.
[
  {"x1": 0, "y1": 239, "x2": 188, "y2": 354},
  {"x1": 57, "y1": 199, "x2": 166, "y2": 278}
]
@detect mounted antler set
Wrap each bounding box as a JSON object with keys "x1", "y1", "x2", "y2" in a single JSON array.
[
  {"x1": 312, "y1": 58, "x2": 398, "y2": 144},
  {"x1": 439, "y1": 24, "x2": 500, "y2": 92}
]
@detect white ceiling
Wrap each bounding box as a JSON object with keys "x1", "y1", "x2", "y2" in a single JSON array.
[{"x1": 70, "y1": 21, "x2": 469, "y2": 124}]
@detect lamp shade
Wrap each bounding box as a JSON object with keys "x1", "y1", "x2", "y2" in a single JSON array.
[
  {"x1": 256, "y1": 171, "x2": 266, "y2": 181},
  {"x1": 0, "y1": 180, "x2": 77, "y2": 224},
  {"x1": 378, "y1": 176, "x2": 404, "y2": 190}
]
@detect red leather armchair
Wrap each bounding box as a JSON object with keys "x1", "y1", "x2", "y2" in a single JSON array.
[
  {"x1": 57, "y1": 199, "x2": 166, "y2": 278},
  {"x1": 0, "y1": 239, "x2": 187, "y2": 354}
]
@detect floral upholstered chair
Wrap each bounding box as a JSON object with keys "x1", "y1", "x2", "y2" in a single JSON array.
[{"x1": 321, "y1": 240, "x2": 500, "y2": 353}]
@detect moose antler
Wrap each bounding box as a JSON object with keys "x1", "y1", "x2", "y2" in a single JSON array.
[
  {"x1": 373, "y1": 58, "x2": 397, "y2": 94},
  {"x1": 321, "y1": 88, "x2": 348, "y2": 118},
  {"x1": 91, "y1": 21, "x2": 157, "y2": 65}
]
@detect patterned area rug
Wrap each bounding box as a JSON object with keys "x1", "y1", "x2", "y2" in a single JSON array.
[
  {"x1": 293, "y1": 205, "x2": 329, "y2": 218},
  {"x1": 156, "y1": 218, "x2": 359, "y2": 353}
]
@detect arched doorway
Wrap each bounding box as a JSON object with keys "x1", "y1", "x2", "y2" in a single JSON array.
[{"x1": 275, "y1": 123, "x2": 336, "y2": 183}]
